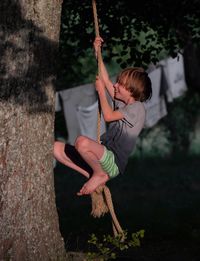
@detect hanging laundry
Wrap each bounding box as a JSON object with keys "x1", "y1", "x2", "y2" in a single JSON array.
[
  {"x1": 160, "y1": 54, "x2": 187, "y2": 102},
  {"x1": 55, "y1": 91, "x2": 62, "y2": 112},
  {"x1": 58, "y1": 83, "x2": 104, "y2": 145},
  {"x1": 76, "y1": 100, "x2": 106, "y2": 141},
  {"x1": 144, "y1": 67, "x2": 167, "y2": 128}
]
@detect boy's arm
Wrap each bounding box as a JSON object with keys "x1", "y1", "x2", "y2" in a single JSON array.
[
  {"x1": 96, "y1": 76, "x2": 123, "y2": 122},
  {"x1": 99, "y1": 60, "x2": 115, "y2": 99},
  {"x1": 93, "y1": 37, "x2": 115, "y2": 99}
]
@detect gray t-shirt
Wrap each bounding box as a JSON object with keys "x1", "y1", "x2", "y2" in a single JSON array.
[{"x1": 101, "y1": 100, "x2": 146, "y2": 174}]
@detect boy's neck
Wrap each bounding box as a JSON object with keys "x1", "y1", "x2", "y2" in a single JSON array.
[
  {"x1": 125, "y1": 96, "x2": 135, "y2": 105},
  {"x1": 115, "y1": 96, "x2": 136, "y2": 105}
]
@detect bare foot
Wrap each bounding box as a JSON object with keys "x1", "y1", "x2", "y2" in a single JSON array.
[{"x1": 77, "y1": 172, "x2": 109, "y2": 195}]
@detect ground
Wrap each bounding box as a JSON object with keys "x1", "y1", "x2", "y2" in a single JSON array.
[{"x1": 54, "y1": 154, "x2": 200, "y2": 260}]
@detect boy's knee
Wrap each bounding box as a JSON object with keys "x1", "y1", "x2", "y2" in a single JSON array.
[{"x1": 75, "y1": 136, "x2": 89, "y2": 151}]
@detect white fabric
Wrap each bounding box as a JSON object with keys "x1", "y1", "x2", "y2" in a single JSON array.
[
  {"x1": 76, "y1": 100, "x2": 106, "y2": 141},
  {"x1": 59, "y1": 83, "x2": 106, "y2": 145},
  {"x1": 144, "y1": 67, "x2": 167, "y2": 128},
  {"x1": 160, "y1": 54, "x2": 187, "y2": 101},
  {"x1": 55, "y1": 92, "x2": 62, "y2": 112}
]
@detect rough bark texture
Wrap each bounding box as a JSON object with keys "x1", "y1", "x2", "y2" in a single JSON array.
[{"x1": 0, "y1": 0, "x2": 67, "y2": 260}]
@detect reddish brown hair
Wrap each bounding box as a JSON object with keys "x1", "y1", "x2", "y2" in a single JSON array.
[{"x1": 117, "y1": 67, "x2": 152, "y2": 102}]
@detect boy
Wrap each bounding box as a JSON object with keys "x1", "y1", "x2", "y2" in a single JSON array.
[{"x1": 54, "y1": 36, "x2": 152, "y2": 195}]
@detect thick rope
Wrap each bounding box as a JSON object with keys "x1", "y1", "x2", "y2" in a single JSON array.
[
  {"x1": 92, "y1": 0, "x2": 102, "y2": 143},
  {"x1": 91, "y1": 0, "x2": 124, "y2": 240},
  {"x1": 91, "y1": 185, "x2": 125, "y2": 241}
]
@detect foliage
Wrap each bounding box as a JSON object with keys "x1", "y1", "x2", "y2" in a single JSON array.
[
  {"x1": 163, "y1": 92, "x2": 200, "y2": 154},
  {"x1": 57, "y1": 0, "x2": 200, "y2": 89},
  {"x1": 86, "y1": 229, "x2": 145, "y2": 260}
]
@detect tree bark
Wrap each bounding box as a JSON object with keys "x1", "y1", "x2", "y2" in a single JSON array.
[{"x1": 0, "y1": 0, "x2": 67, "y2": 260}]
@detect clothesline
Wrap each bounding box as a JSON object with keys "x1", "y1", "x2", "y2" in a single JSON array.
[{"x1": 56, "y1": 53, "x2": 187, "y2": 145}]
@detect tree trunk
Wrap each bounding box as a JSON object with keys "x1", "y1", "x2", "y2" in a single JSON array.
[{"x1": 0, "y1": 0, "x2": 67, "y2": 260}]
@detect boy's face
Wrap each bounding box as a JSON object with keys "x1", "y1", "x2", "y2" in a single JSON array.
[{"x1": 113, "y1": 82, "x2": 131, "y2": 102}]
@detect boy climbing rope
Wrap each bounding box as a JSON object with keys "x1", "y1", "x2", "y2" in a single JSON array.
[{"x1": 54, "y1": 36, "x2": 152, "y2": 195}]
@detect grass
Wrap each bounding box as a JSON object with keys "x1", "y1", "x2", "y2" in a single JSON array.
[{"x1": 54, "y1": 154, "x2": 200, "y2": 260}]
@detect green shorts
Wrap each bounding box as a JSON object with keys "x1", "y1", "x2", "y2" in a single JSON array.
[{"x1": 99, "y1": 147, "x2": 119, "y2": 179}]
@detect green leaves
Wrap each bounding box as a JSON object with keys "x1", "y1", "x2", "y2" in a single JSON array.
[
  {"x1": 86, "y1": 229, "x2": 145, "y2": 260},
  {"x1": 57, "y1": 0, "x2": 200, "y2": 88}
]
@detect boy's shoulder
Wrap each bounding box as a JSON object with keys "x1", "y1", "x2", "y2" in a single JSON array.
[
  {"x1": 115, "y1": 100, "x2": 145, "y2": 113},
  {"x1": 127, "y1": 101, "x2": 145, "y2": 111},
  {"x1": 115, "y1": 100, "x2": 143, "y2": 107}
]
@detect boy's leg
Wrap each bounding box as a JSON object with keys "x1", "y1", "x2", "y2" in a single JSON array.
[
  {"x1": 53, "y1": 141, "x2": 90, "y2": 178},
  {"x1": 74, "y1": 136, "x2": 110, "y2": 195}
]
